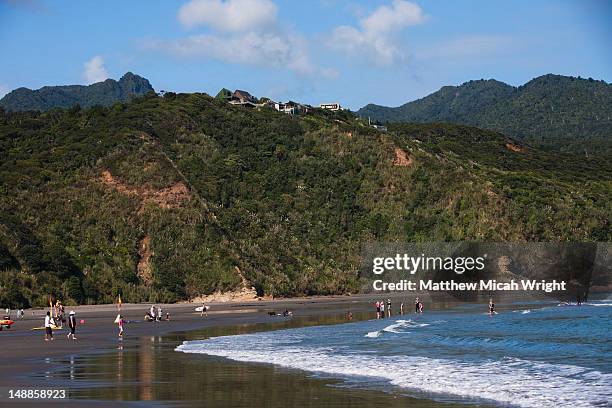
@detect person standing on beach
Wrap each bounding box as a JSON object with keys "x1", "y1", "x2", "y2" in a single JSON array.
[
  {"x1": 400, "y1": 302, "x2": 404, "y2": 315},
  {"x1": 201, "y1": 304, "x2": 209, "y2": 318},
  {"x1": 387, "y1": 299, "x2": 391, "y2": 317},
  {"x1": 375, "y1": 301, "x2": 380, "y2": 319},
  {"x1": 488, "y1": 297, "x2": 495, "y2": 316},
  {"x1": 44, "y1": 311, "x2": 53, "y2": 341},
  {"x1": 380, "y1": 301, "x2": 385, "y2": 318},
  {"x1": 157, "y1": 306, "x2": 163, "y2": 322},
  {"x1": 415, "y1": 297, "x2": 420, "y2": 313},
  {"x1": 67, "y1": 311, "x2": 77, "y2": 340}
]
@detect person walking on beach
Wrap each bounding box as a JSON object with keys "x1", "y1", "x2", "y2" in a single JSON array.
[
  {"x1": 488, "y1": 297, "x2": 495, "y2": 316},
  {"x1": 117, "y1": 314, "x2": 124, "y2": 339},
  {"x1": 67, "y1": 310, "x2": 77, "y2": 340},
  {"x1": 44, "y1": 311, "x2": 53, "y2": 341}
]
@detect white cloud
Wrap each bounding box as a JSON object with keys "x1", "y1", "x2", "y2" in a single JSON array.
[
  {"x1": 327, "y1": 0, "x2": 426, "y2": 65},
  {"x1": 178, "y1": 0, "x2": 277, "y2": 32},
  {"x1": 361, "y1": 0, "x2": 424, "y2": 34},
  {"x1": 144, "y1": 0, "x2": 334, "y2": 78},
  {"x1": 146, "y1": 31, "x2": 334, "y2": 77},
  {"x1": 83, "y1": 55, "x2": 108, "y2": 84}
]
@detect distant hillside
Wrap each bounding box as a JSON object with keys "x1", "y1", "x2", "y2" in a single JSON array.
[
  {"x1": 0, "y1": 72, "x2": 154, "y2": 112},
  {"x1": 358, "y1": 75, "x2": 612, "y2": 154},
  {"x1": 1, "y1": 93, "x2": 610, "y2": 307}
]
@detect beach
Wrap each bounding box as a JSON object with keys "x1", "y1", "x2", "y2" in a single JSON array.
[
  {"x1": 1, "y1": 294, "x2": 610, "y2": 407},
  {"x1": 0, "y1": 295, "x2": 449, "y2": 407}
]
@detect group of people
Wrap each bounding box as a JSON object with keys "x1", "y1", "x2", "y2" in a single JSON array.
[
  {"x1": 44, "y1": 309, "x2": 77, "y2": 341},
  {"x1": 414, "y1": 297, "x2": 424, "y2": 313},
  {"x1": 375, "y1": 299, "x2": 392, "y2": 318},
  {"x1": 4, "y1": 308, "x2": 25, "y2": 320},
  {"x1": 145, "y1": 305, "x2": 170, "y2": 322},
  {"x1": 375, "y1": 298, "x2": 424, "y2": 318}
]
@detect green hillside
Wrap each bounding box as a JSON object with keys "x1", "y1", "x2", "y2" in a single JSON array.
[
  {"x1": 0, "y1": 72, "x2": 154, "y2": 112},
  {"x1": 1, "y1": 93, "x2": 610, "y2": 308},
  {"x1": 358, "y1": 74, "x2": 612, "y2": 154}
]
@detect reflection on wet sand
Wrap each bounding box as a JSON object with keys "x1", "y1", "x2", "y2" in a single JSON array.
[{"x1": 138, "y1": 337, "x2": 153, "y2": 401}]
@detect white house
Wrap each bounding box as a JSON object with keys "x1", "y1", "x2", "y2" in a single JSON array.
[{"x1": 319, "y1": 103, "x2": 341, "y2": 111}]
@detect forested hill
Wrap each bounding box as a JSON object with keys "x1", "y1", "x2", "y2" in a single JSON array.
[
  {"x1": 357, "y1": 74, "x2": 612, "y2": 154},
  {"x1": 0, "y1": 72, "x2": 154, "y2": 112},
  {"x1": 0, "y1": 93, "x2": 610, "y2": 308}
]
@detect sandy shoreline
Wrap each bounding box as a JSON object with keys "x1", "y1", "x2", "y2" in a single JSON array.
[{"x1": 0, "y1": 294, "x2": 397, "y2": 405}]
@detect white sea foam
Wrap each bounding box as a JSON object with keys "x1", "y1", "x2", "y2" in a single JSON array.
[
  {"x1": 589, "y1": 303, "x2": 612, "y2": 307},
  {"x1": 365, "y1": 331, "x2": 382, "y2": 338},
  {"x1": 177, "y1": 330, "x2": 612, "y2": 408},
  {"x1": 381, "y1": 319, "x2": 429, "y2": 334}
]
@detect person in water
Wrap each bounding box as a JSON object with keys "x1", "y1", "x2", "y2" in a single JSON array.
[{"x1": 488, "y1": 297, "x2": 495, "y2": 315}]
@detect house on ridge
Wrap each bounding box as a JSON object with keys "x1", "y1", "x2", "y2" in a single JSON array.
[
  {"x1": 274, "y1": 101, "x2": 312, "y2": 115},
  {"x1": 215, "y1": 88, "x2": 233, "y2": 101},
  {"x1": 229, "y1": 89, "x2": 258, "y2": 107},
  {"x1": 319, "y1": 102, "x2": 341, "y2": 111}
]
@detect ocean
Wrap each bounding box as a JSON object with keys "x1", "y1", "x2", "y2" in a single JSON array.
[{"x1": 177, "y1": 300, "x2": 612, "y2": 408}]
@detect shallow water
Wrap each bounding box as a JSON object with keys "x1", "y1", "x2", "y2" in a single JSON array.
[{"x1": 177, "y1": 301, "x2": 612, "y2": 407}]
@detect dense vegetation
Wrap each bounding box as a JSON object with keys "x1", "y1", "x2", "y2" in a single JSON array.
[
  {"x1": 0, "y1": 72, "x2": 154, "y2": 112},
  {"x1": 358, "y1": 74, "x2": 612, "y2": 154},
  {"x1": 0, "y1": 93, "x2": 610, "y2": 308}
]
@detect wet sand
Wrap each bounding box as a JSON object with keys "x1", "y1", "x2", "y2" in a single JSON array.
[{"x1": 0, "y1": 295, "x2": 485, "y2": 407}]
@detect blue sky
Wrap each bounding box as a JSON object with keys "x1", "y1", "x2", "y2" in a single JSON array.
[{"x1": 0, "y1": 0, "x2": 610, "y2": 109}]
